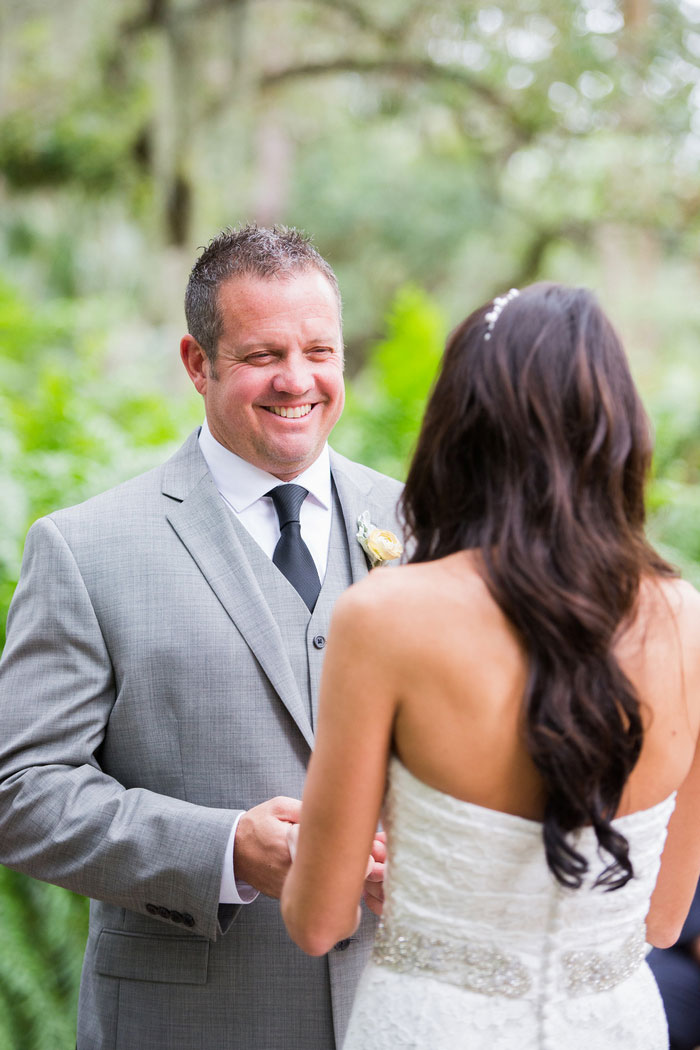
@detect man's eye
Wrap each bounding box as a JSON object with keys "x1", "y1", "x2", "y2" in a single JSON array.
[{"x1": 247, "y1": 353, "x2": 273, "y2": 364}]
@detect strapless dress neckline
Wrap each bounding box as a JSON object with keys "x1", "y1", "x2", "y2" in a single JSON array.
[{"x1": 390, "y1": 754, "x2": 676, "y2": 833}]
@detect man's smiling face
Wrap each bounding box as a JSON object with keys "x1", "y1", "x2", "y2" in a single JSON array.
[{"x1": 182, "y1": 269, "x2": 345, "y2": 480}]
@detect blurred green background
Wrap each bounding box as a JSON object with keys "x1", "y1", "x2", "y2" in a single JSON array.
[{"x1": 1, "y1": 0, "x2": 700, "y2": 1044}]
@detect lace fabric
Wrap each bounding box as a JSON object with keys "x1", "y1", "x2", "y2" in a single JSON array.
[{"x1": 342, "y1": 758, "x2": 674, "y2": 1050}]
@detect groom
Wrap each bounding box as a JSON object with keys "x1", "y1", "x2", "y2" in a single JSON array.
[{"x1": 0, "y1": 225, "x2": 402, "y2": 1049}]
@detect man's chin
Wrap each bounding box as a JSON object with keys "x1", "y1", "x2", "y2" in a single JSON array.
[
  {"x1": 255, "y1": 443, "x2": 306, "y2": 476},
  {"x1": 263, "y1": 446, "x2": 322, "y2": 481}
]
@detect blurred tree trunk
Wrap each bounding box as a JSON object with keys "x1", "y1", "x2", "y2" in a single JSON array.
[
  {"x1": 623, "y1": 0, "x2": 650, "y2": 28},
  {"x1": 252, "y1": 120, "x2": 293, "y2": 226},
  {"x1": 143, "y1": 0, "x2": 251, "y2": 247},
  {"x1": 149, "y1": 2, "x2": 194, "y2": 248}
]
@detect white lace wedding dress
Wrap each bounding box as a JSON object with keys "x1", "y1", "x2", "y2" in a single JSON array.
[{"x1": 343, "y1": 757, "x2": 673, "y2": 1050}]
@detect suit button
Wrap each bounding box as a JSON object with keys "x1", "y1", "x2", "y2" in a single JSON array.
[
  {"x1": 182, "y1": 913, "x2": 196, "y2": 928},
  {"x1": 313, "y1": 635, "x2": 326, "y2": 649},
  {"x1": 146, "y1": 903, "x2": 159, "y2": 916},
  {"x1": 334, "y1": 939, "x2": 351, "y2": 951},
  {"x1": 157, "y1": 906, "x2": 171, "y2": 919},
  {"x1": 170, "y1": 911, "x2": 183, "y2": 924}
]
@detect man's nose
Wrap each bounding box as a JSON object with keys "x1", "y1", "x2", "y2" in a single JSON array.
[{"x1": 271, "y1": 358, "x2": 312, "y2": 395}]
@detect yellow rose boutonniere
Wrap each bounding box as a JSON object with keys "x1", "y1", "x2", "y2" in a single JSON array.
[{"x1": 356, "y1": 511, "x2": 403, "y2": 568}]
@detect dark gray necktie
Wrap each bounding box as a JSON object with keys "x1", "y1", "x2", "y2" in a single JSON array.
[{"x1": 266, "y1": 484, "x2": 321, "y2": 612}]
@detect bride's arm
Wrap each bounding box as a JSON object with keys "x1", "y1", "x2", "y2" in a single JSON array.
[
  {"x1": 281, "y1": 575, "x2": 399, "y2": 956},
  {"x1": 646, "y1": 585, "x2": 700, "y2": 948},
  {"x1": 646, "y1": 729, "x2": 700, "y2": 948}
]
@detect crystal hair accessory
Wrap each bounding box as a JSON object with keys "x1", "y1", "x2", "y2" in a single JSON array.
[{"x1": 483, "y1": 288, "x2": 519, "y2": 341}]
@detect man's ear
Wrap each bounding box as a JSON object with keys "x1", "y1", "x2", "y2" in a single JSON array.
[{"x1": 180, "y1": 335, "x2": 210, "y2": 395}]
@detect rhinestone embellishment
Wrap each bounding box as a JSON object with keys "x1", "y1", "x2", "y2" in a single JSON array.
[
  {"x1": 561, "y1": 930, "x2": 646, "y2": 994},
  {"x1": 373, "y1": 919, "x2": 647, "y2": 1000},
  {"x1": 483, "y1": 287, "x2": 520, "y2": 340},
  {"x1": 372, "y1": 919, "x2": 532, "y2": 999}
]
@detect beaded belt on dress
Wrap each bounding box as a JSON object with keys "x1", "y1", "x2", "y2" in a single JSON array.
[{"x1": 372, "y1": 918, "x2": 647, "y2": 999}]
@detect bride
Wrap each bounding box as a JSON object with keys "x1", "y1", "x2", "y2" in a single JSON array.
[{"x1": 281, "y1": 282, "x2": 700, "y2": 1049}]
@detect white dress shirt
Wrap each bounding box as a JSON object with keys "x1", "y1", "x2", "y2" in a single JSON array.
[{"x1": 197, "y1": 419, "x2": 333, "y2": 904}]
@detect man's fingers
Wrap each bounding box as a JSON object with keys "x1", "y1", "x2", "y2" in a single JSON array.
[
  {"x1": 364, "y1": 880, "x2": 384, "y2": 901},
  {"x1": 366, "y1": 858, "x2": 385, "y2": 882},
  {"x1": 364, "y1": 895, "x2": 383, "y2": 918},
  {"x1": 287, "y1": 823, "x2": 300, "y2": 860},
  {"x1": 363, "y1": 879, "x2": 384, "y2": 917},
  {"x1": 370, "y1": 836, "x2": 387, "y2": 863},
  {"x1": 234, "y1": 796, "x2": 303, "y2": 897},
  {"x1": 270, "y1": 796, "x2": 303, "y2": 822}
]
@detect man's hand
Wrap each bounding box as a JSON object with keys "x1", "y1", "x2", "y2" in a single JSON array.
[
  {"x1": 363, "y1": 832, "x2": 387, "y2": 918},
  {"x1": 234, "y1": 796, "x2": 302, "y2": 898}
]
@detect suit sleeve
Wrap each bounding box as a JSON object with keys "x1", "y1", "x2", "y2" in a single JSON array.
[{"x1": 0, "y1": 516, "x2": 240, "y2": 941}]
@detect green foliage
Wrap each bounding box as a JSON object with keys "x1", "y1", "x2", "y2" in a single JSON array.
[
  {"x1": 0, "y1": 19, "x2": 148, "y2": 199},
  {"x1": 0, "y1": 280, "x2": 199, "y2": 1049},
  {"x1": 647, "y1": 479, "x2": 700, "y2": 588},
  {"x1": 333, "y1": 285, "x2": 446, "y2": 478},
  {"x1": 645, "y1": 369, "x2": 700, "y2": 587},
  {"x1": 0, "y1": 280, "x2": 199, "y2": 650},
  {"x1": 0, "y1": 111, "x2": 128, "y2": 193},
  {"x1": 0, "y1": 869, "x2": 88, "y2": 1050}
]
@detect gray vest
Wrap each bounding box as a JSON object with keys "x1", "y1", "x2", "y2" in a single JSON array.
[{"x1": 227, "y1": 481, "x2": 354, "y2": 728}]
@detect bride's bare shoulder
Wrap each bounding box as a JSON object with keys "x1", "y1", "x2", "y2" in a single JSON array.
[
  {"x1": 625, "y1": 575, "x2": 700, "y2": 674},
  {"x1": 659, "y1": 575, "x2": 700, "y2": 647},
  {"x1": 639, "y1": 574, "x2": 700, "y2": 630},
  {"x1": 335, "y1": 551, "x2": 492, "y2": 623}
]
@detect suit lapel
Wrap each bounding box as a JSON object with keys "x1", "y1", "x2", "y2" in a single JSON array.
[
  {"x1": 162, "y1": 434, "x2": 314, "y2": 749},
  {"x1": 330, "y1": 450, "x2": 384, "y2": 583}
]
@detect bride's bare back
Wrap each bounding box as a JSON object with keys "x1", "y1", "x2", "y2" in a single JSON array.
[{"x1": 364, "y1": 552, "x2": 700, "y2": 820}]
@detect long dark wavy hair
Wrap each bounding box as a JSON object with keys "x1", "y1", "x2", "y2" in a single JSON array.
[{"x1": 401, "y1": 282, "x2": 675, "y2": 890}]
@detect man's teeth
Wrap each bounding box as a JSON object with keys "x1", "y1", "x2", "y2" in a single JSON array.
[{"x1": 267, "y1": 405, "x2": 312, "y2": 418}]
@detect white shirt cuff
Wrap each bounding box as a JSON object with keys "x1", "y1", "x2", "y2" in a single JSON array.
[{"x1": 219, "y1": 812, "x2": 260, "y2": 904}]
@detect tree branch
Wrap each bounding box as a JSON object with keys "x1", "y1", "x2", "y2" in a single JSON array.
[
  {"x1": 121, "y1": 0, "x2": 246, "y2": 36},
  {"x1": 301, "y1": 0, "x2": 392, "y2": 40},
  {"x1": 506, "y1": 221, "x2": 592, "y2": 290},
  {"x1": 121, "y1": 0, "x2": 170, "y2": 36},
  {"x1": 260, "y1": 56, "x2": 520, "y2": 121},
  {"x1": 269, "y1": 0, "x2": 436, "y2": 48}
]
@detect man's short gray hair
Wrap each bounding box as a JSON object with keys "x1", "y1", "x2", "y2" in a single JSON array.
[{"x1": 184, "y1": 224, "x2": 342, "y2": 362}]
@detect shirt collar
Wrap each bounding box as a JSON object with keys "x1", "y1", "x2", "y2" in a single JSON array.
[{"x1": 198, "y1": 418, "x2": 332, "y2": 513}]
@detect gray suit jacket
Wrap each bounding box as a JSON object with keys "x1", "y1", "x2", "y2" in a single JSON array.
[{"x1": 0, "y1": 430, "x2": 403, "y2": 1050}]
